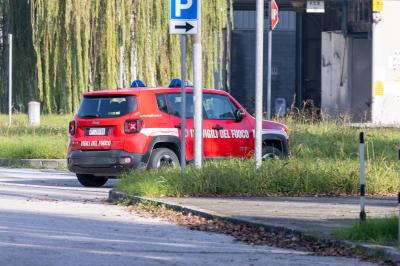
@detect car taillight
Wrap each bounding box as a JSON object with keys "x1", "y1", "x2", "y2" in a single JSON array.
[
  {"x1": 69, "y1": 121, "x2": 76, "y2": 136},
  {"x1": 125, "y1": 119, "x2": 143, "y2": 133}
]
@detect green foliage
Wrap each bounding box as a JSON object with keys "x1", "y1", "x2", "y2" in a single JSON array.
[
  {"x1": 117, "y1": 157, "x2": 398, "y2": 197},
  {"x1": 0, "y1": 114, "x2": 70, "y2": 159},
  {"x1": 1, "y1": 0, "x2": 231, "y2": 113},
  {"x1": 333, "y1": 216, "x2": 399, "y2": 246},
  {"x1": 117, "y1": 119, "x2": 400, "y2": 197}
]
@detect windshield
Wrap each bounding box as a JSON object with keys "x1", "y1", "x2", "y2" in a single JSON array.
[{"x1": 77, "y1": 96, "x2": 137, "y2": 118}]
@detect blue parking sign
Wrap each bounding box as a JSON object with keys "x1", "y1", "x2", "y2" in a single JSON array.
[{"x1": 170, "y1": 0, "x2": 198, "y2": 20}]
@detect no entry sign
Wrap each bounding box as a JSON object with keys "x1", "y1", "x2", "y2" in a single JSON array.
[{"x1": 271, "y1": 0, "x2": 279, "y2": 30}]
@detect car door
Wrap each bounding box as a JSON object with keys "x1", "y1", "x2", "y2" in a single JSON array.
[
  {"x1": 157, "y1": 92, "x2": 213, "y2": 161},
  {"x1": 203, "y1": 93, "x2": 251, "y2": 158}
]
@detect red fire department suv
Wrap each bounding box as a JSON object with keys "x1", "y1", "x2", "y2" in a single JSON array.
[{"x1": 68, "y1": 85, "x2": 290, "y2": 187}]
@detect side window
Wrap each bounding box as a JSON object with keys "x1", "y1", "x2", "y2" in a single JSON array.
[
  {"x1": 156, "y1": 94, "x2": 168, "y2": 113},
  {"x1": 157, "y1": 93, "x2": 194, "y2": 118},
  {"x1": 203, "y1": 94, "x2": 238, "y2": 120}
]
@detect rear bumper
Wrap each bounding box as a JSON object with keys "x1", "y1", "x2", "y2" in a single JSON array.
[{"x1": 67, "y1": 150, "x2": 146, "y2": 176}]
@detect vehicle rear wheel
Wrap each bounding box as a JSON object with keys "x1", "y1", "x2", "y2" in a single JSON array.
[
  {"x1": 262, "y1": 146, "x2": 283, "y2": 160},
  {"x1": 148, "y1": 148, "x2": 180, "y2": 169},
  {"x1": 76, "y1": 174, "x2": 108, "y2": 187}
]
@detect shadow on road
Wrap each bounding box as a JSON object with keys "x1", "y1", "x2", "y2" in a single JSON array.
[{"x1": 0, "y1": 209, "x2": 279, "y2": 266}]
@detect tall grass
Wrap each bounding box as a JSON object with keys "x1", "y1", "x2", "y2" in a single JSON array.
[
  {"x1": 0, "y1": 114, "x2": 71, "y2": 159},
  {"x1": 117, "y1": 157, "x2": 398, "y2": 197},
  {"x1": 117, "y1": 116, "x2": 400, "y2": 196},
  {"x1": 333, "y1": 216, "x2": 398, "y2": 246}
]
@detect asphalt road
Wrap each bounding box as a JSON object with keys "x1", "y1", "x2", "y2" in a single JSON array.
[{"x1": 0, "y1": 168, "x2": 375, "y2": 266}]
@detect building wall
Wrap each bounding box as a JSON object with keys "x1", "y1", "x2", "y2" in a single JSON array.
[
  {"x1": 321, "y1": 32, "x2": 351, "y2": 117},
  {"x1": 372, "y1": 0, "x2": 400, "y2": 124},
  {"x1": 350, "y1": 38, "x2": 372, "y2": 122},
  {"x1": 230, "y1": 11, "x2": 296, "y2": 114}
]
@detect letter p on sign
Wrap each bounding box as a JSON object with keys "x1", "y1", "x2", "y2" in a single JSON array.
[
  {"x1": 176, "y1": 0, "x2": 192, "y2": 17},
  {"x1": 170, "y1": 0, "x2": 198, "y2": 20}
]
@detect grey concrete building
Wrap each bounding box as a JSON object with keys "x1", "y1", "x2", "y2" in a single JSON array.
[{"x1": 229, "y1": 0, "x2": 399, "y2": 124}]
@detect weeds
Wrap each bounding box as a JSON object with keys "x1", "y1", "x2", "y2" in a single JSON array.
[
  {"x1": 117, "y1": 157, "x2": 398, "y2": 196},
  {"x1": 0, "y1": 114, "x2": 71, "y2": 159},
  {"x1": 333, "y1": 216, "x2": 399, "y2": 246},
  {"x1": 118, "y1": 116, "x2": 400, "y2": 197}
]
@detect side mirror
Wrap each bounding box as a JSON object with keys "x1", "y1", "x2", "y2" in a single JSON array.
[{"x1": 236, "y1": 109, "x2": 245, "y2": 122}]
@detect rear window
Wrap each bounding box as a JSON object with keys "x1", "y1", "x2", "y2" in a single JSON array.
[{"x1": 77, "y1": 96, "x2": 137, "y2": 118}]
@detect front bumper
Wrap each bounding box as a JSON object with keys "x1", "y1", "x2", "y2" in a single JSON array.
[{"x1": 67, "y1": 150, "x2": 146, "y2": 176}]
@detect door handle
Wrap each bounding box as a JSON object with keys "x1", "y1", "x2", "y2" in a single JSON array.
[{"x1": 212, "y1": 125, "x2": 223, "y2": 130}]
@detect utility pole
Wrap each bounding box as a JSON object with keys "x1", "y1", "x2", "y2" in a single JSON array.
[
  {"x1": 193, "y1": 0, "x2": 203, "y2": 168},
  {"x1": 266, "y1": 0, "x2": 273, "y2": 120},
  {"x1": 8, "y1": 34, "x2": 12, "y2": 126},
  {"x1": 255, "y1": 0, "x2": 264, "y2": 169}
]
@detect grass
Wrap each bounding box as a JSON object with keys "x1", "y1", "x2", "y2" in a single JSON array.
[
  {"x1": 333, "y1": 216, "x2": 398, "y2": 246},
  {"x1": 116, "y1": 158, "x2": 398, "y2": 197},
  {"x1": 117, "y1": 117, "x2": 400, "y2": 197},
  {"x1": 0, "y1": 114, "x2": 71, "y2": 159},
  {"x1": 1, "y1": 113, "x2": 400, "y2": 196}
]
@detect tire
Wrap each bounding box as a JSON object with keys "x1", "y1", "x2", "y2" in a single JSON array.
[
  {"x1": 147, "y1": 148, "x2": 180, "y2": 169},
  {"x1": 76, "y1": 174, "x2": 108, "y2": 187},
  {"x1": 262, "y1": 146, "x2": 283, "y2": 160}
]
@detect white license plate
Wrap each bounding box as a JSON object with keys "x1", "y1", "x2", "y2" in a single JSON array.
[{"x1": 88, "y1": 128, "x2": 106, "y2": 136}]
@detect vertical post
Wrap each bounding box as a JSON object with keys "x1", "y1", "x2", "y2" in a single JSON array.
[
  {"x1": 266, "y1": 0, "x2": 273, "y2": 120},
  {"x1": 193, "y1": 0, "x2": 203, "y2": 168},
  {"x1": 180, "y1": 35, "x2": 187, "y2": 174},
  {"x1": 255, "y1": 0, "x2": 264, "y2": 169},
  {"x1": 359, "y1": 132, "x2": 366, "y2": 222},
  {"x1": 8, "y1": 34, "x2": 12, "y2": 126}
]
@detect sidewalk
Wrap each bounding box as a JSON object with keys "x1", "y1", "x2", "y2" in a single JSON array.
[
  {"x1": 151, "y1": 196, "x2": 397, "y2": 238},
  {"x1": 109, "y1": 191, "x2": 400, "y2": 262}
]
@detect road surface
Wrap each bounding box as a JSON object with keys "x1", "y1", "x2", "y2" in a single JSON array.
[{"x1": 0, "y1": 168, "x2": 375, "y2": 266}]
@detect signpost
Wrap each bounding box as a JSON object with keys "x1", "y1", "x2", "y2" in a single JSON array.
[
  {"x1": 266, "y1": 0, "x2": 279, "y2": 120},
  {"x1": 255, "y1": 0, "x2": 264, "y2": 169},
  {"x1": 170, "y1": 0, "x2": 200, "y2": 173},
  {"x1": 256, "y1": 0, "x2": 278, "y2": 169},
  {"x1": 8, "y1": 34, "x2": 12, "y2": 126}
]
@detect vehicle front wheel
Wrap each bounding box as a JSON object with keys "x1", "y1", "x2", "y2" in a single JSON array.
[
  {"x1": 76, "y1": 174, "x2": 108, "y2": 187},
  {"x1": 262, "y1": 146, "x2": 283, "y2": 160},
  {"x1": 147, "y1": 148, "x2": 180, "y2": 169}
]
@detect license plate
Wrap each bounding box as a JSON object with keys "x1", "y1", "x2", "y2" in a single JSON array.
[{"x1": 88, "y1": 127, "x2": 106, "y2": 136}]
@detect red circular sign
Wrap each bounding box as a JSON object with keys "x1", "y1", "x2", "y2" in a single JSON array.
[{"x1": 271, "y1": 0, "x2": 279, "y2": 30}]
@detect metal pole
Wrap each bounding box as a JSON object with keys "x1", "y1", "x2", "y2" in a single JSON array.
[
  {"x1": 180, "y1": 35, "x2": 187, "y2": 174},
  {"x1": 8, "y1": 34, "x2": 12, "y2": 126},
  {"x1": 359, "y1": 132, "x2": 366, "y2": 222},
  {"x1": 266, "y1": 0, "x2": 273, "y2": 120},
  {"x1": 255, "y1": 0, "x2": 264, "y2": 169},
  {"x1": 193, "y1": 0, "x2": 203, "y2": 168}
]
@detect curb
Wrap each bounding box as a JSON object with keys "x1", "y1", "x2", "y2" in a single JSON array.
[
  {"x1": 109, "y1": 190, "x2": 400, "y2": 263},
  {"x1": 0, "y1": 158, "x2": 66, "y2": 170}
]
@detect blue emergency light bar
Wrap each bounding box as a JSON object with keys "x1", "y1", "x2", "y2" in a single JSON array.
[
  {"x1": 130, "y1": 80, "x2": 146, "y2": 88},
  {"x1": 168, "y1": 78, "x2": 193, "y2": 88}
]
